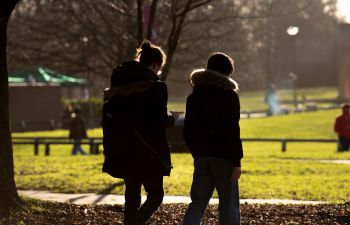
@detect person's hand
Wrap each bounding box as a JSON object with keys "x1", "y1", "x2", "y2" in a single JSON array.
[{"x1": 231, "y1": 167, "x2": 241, "y2": 181}]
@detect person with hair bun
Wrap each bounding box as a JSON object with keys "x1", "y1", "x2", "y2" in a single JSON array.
[
  {"x1": 182, "y1": 52, "x2": 243, "y2": 225},
  {"x1": 102, "y1": 40, "x2": 173, "y2": 225}
]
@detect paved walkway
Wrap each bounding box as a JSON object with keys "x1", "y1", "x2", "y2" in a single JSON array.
[
  {"x1": 319, "y1": 159, "x2": 350, "y2": 164},
  {"x1": 19, "y1": 190, "x2": 325, "y2": 205}
]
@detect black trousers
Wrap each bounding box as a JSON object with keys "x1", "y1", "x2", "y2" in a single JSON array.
[
  {"x1": 338, "y1": 137, "x2": 350, "y2": 151},
  {"x1": 124, "y1": 175, "x2": 164, "y2": 225}
]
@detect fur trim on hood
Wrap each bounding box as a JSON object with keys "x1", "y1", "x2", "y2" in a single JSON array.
[
  {"x1": 104, "y1": 80, "x2": 157, "y2": 101},
  {"x1": 189, "y1": 69, "x2": 238, "y2": 91}
]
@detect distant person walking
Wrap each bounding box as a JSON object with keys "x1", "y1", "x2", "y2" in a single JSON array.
[
  {"x1": 334, "y1": 103, "x2": 350, "y2": 151},
  {"x1": 69, "y1": 108, "x2": 87, "y2": 155},
  {"x1": 265, "y1": 83, "x2": 281, "y2": 116},
  {"x1": 102, "y1": 40, "x2": 173, "y2": 225},
  {"x1": 182, "y1": 52, "x2": 243, "y2": 225}
]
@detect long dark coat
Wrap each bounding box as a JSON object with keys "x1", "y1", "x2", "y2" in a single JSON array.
[
  {"x1": 102, "y1": 61, "x2": 172, "y2": 178},
  {"x1": 183, "y1": 69, "x2": 243, "y2": 167},
  {"x1": 69, "y1": 116, "x2": 87, "y2": 139}
]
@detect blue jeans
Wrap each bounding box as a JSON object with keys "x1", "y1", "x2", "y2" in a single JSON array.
[
  {"x1": 71, "y1": 139, "x2": 87, "y2": 155},
  {"x1": 182, "y1": 157, "x2": 240, "y2": 225}
]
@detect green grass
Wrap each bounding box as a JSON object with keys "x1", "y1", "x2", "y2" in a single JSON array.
[
  {"x1": 13, "y1": 128, "x2": 102, "y2": 138},
  {"x1": 240, "y1": 109, "x2": 339, "y2": 139},
  {"x1": 168, "y1": 86, "x2": 339, "y2": 112},
  {"x1": 245, "y1": 86, "x2": 338, "y2": 112},
  {"x1": 15, "y1": 108, "x2": 339, "y2": 139},
  {"x1": 13, "y1": 108, "x2": 350, "y2": 202},
  {"x1": 13, "y1": 142, "x2": 350, "y2": 202}
]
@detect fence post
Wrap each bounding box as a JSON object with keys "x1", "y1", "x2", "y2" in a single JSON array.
[
  {"x1": 20, "y1": 120, "x2": 26, "y2": 132},
  {"x1": 281, "y1": 139, "x2": 287, "y2": 152},
  {"x1": 94, "y1": 143, "x2": 100, "y2": 154},
  {"x1": 34, "y1": 138, "x2": 39, "y2": 156},
  {"x1": 49, "y1": 119, "x2": 55, "y2": 130},
  {"x1": 45, "y1": 143, "x2": 50, "y2": 156},
  {"x1": 89, "y1": 138, "x2": 94, "y2": 154}
]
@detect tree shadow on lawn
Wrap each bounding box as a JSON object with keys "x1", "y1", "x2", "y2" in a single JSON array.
[
  {"x1": 67, "y1": 181, "x2": 125, "y2": 205},
  {"x1": 97, "y1": 180, "x2": 125, "y2": 195},
  {"x1": 97, "y1": 180, "x2": 124, "y2": 194},
  {"x1": 93, "y1": 181, "x2": 125, "y2": 204}
]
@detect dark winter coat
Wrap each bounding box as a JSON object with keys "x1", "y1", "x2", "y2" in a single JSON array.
[
  {"x1": 102, "y1": 61, "x2": 172, "y2": 179},
  {"x1": 69, "y1": 116, "x2": 87, "y2": 139},
  {"x1": 183, "y1": 69, "x2": 243, "y2": 167}
]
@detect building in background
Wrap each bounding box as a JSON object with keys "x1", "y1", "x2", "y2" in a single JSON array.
[{"x1": 9, "y1": 67, "x2": 89, "y2": 131}]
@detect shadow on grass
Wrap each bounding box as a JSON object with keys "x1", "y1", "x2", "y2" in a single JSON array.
[
  {"x1": 93, "y1": 181, "x2": 125, "y2": 204},
  {"x1": 97, "y1": 181, "x2": 125, "y2": 195},
  {"x1": 67, "y1": 181, "x2": 125, "y2": 204},
  {"x1": 68, "y1": 194, "x2": 93, "y2": 204}
]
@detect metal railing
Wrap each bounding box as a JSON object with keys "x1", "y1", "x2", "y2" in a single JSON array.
[
  {"x1": 12, "y1": 137, "x2": 338, "y2": 155},
  {"x1": 12, "y1": 137, "x2": 102, "y2": 156},
  {"x1": 242, "y1": 138, "x2": 337, "y2": 152}
]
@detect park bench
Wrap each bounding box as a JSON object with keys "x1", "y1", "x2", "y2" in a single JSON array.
[
  {"x1": 243, "y1": 138, "x2": 338, "y2": 152},
  {"x1": 12, "y1": 136, "x2": 338, "y2": 155},
  {"x1": 12, "y1": 137, "x2": 102, "y2": 156}
]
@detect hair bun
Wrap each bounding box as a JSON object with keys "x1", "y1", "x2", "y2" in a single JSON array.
[{"x1": 141, "y1": 41, "x2": 151, "y2": 51}]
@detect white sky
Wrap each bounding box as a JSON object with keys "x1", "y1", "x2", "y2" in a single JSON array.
[{"x1": 337, "y1": 0, "x2": 350, "y2": 23}]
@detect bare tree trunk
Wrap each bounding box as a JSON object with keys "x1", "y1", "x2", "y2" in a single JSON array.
[
  {"x1": 0, "y1": 0, "x2": 21, "y2": 218},
  {"x1": 146, "y1": 0, "x2": 158, "y2": 41},
  {"x1": 160, "y1": 48, "x2": 174, "y2": 82},
  {"x1": 136, "y1": 0, "x2": 143, "y2": 45}
]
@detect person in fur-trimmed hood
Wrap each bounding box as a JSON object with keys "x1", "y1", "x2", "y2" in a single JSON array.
[
  {"x1": 102, "y1": 40, "x2": 173, "y2": 225},
  {"x1": 182, "y1": 52, "x2": 243, "y2": 225}
]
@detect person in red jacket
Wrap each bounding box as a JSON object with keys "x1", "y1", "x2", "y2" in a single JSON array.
[{"x1": 334, "y1": 103, "x2": 350, "y2": 151}]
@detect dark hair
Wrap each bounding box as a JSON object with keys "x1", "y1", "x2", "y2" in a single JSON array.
[
  {"x1": 207, "y1": 52, "x2": 234, "y2": 76},
  {"x1": 136, "y1": 40, "x2": 166, "y2": 68}
]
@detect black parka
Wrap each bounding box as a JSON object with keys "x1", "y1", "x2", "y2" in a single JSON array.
[
  {"x1": 102, "y1": 61, "x2": 172, "y2": 178},
  {"x1": 69, "y1": 116, "x2": 87, "y2": 139},
  {"x1": 183, "y1": 69, "x2": 243, "y2": 167}
]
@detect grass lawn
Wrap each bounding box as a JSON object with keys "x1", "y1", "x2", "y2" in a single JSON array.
[
  {"x1": 240, "y1": 108, "x2": 340, "y2": 139},
  {"x1": 13, "y1": 108, "x2": 350, "y2": 202},
  {"x1": 168, "y1": 86, "x2": 338, "y2": 112}
]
